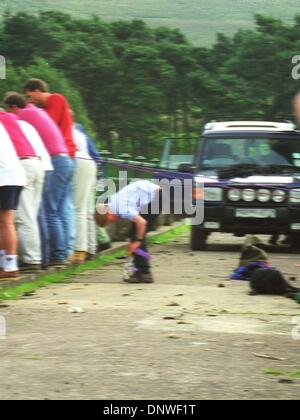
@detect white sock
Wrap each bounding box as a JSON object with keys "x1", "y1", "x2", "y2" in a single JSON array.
[
  {"x1": 0, "y1": 250, "x2": 5, "y2": 269},
  {"x1": 3, "y1": 255, "x2": 18, "y2": 272}
]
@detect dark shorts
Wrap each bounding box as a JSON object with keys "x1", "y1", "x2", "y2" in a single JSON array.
[{"x1": 0, "y1": 186, "x2": 23, "y2": 210}]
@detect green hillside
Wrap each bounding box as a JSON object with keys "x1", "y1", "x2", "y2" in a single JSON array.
[{"x1": 2, "y1": 0, "x2": 299, "y2": 45}]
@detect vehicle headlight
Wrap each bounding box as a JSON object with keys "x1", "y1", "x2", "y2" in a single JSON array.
[
  {"x1": 290, "y1": 189, "x2": 300, "y2": 203},
  {"x1": 257, "y1": 189, "x2": 271, "y2": 203},
  {"x1": 228, "y1": 189, "x2": 241, "y2": 202},
  {"x1": 204, "y1": 187, "x2": 222, "y2": 201},
  {"x1": 272, "y1": 190, "x2": 285, "y2": 203},
  {"x1": 242, "y1": 189, "x2": 256, "y2": 202}
]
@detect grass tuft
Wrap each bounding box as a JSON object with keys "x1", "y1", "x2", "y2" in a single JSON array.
[{"x1": 264, "y1": 369, "x2": 300, "y2": 378}]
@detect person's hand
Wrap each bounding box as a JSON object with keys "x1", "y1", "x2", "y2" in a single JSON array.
[{"x1": 128, "y1": 241, "x2": 142, "y2": 255}]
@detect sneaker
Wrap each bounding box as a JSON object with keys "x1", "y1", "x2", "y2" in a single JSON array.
[{"x1": 0, "y1": 270, "x2": 21, "y2": 281}]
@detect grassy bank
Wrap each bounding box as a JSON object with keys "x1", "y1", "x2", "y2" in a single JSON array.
[{"x1": 0, "y1": 223, "x2": 190, "y2": 301}]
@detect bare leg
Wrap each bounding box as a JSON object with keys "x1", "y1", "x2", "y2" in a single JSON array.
[{"x1": 0, "y1": 210, "x2": 18, "y2": 255}]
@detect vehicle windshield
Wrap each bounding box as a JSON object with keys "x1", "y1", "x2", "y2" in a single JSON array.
[
  {"x1": 199, "y1": 137, "x2": 300, "y2": 176},
  {"x1": 160, "y1": 138, "x2": 195, "y2": 170}
]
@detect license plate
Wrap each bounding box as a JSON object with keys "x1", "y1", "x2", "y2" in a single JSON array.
[{"x1": 236, "y1": 209, "x2": 277, "y2": 218}]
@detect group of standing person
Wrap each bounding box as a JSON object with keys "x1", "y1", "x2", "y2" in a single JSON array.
[
  {"x1": 0, "y1": 78, "x2": 110, "y2": 281},
  {"x1": 1, "y1": 81, "x2": 300, "y2": 284}
]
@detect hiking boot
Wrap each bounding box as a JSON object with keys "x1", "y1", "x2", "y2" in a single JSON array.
[
  {"x1": 49, "y1": 260, "x2": 67, "y2": 269},
  {"x1": 124, "y1": 273, "x2": 142, "y2": 283},
  {"x1": 124, "y1": 271, "x2": 154, "y2": 284},
  {"x1": 70, "y1": 251, "x2": 86, "y2": 266},
  {"x1": 139, "y1": 272, "x2": 154, "y2": 283},
  {"x1": 0, "y1": 270, "x2": 21, "y2": 281},
  {"x1": 97, "y1": 243, "x2": 112, "y2": 253},
  {"x1": 19, "y1": 263, "x2": 42, "y2": 272},
  {"x1": 86, "y1": 253, "x2": 96, "y2": 261}
]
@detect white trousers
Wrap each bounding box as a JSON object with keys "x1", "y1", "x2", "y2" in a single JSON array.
[
  {"x1": 15, "y1": 159, "x2": 45, "y2": 264},
  {"x1": 73, "y1": 159, "x2": 97, "y2": 252}
]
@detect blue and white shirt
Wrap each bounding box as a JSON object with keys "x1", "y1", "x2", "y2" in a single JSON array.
[{"x1": 109, "y1": 180, "x2": 160, "y2": 221}]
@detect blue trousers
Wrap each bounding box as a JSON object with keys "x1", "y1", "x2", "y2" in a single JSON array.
[{"x1": 45, "y1": 156, "x2": 75, "y2": 262}]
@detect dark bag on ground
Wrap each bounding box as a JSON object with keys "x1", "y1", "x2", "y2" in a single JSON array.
[{"x1": 250, "y1": 268, "x2": 300, "y2": 296}]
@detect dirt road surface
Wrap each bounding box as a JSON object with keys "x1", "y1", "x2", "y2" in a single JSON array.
[{"x1": 1, "y1": 233, "x2": 300, "y2": 400}]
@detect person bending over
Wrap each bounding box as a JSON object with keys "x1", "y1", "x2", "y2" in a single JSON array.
[{"x1": 94, "y1": 180, "x2": 161, "y2": 284}]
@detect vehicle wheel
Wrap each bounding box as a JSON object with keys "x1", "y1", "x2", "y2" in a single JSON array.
[
  {"x1": 290, "y1": 235, "x2": 300, "y2": 252},
  {"x1": 191, "y1": 226, "x2": 207, "y2": 251}
]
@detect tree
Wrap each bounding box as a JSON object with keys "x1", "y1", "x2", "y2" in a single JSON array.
[{"x1": 2, "y1": 11, "x2": 300, "y2": 158}]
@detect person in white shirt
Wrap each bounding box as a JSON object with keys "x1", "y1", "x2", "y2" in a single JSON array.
[
  {"x1": 0, "y1": 122, "x2": 27, "y2": 281},
  {"x1": 16, "y1": 120, "x2": 46, "y2": 270},
  {"x1": 71, "y1": 124, "x2": 97, "y2": 265},
  {"x1": 95, "y1": 180, "x2": 161, "y2": 283},
  {"x1": 18, "y1": 120, "x2": 54, "y2": 269}
]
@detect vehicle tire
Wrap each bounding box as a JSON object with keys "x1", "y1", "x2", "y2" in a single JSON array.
[
  {"x1": 191, "y1": 226, "x2": 207, "y2": 251},
  {"x1": 290, "y1": 235, "x2": 300, "y2": 252}
]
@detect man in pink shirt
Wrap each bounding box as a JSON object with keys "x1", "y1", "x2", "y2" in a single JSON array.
[
  {"x1": 0, "y1": 111, "x2": 36, "y2": 158},
  {"x1": 3, "y1": 93, "x2": 75, "y2": 267},
  {"x1": 3, "y1": 96, "x2": 68, "y2": 155}
]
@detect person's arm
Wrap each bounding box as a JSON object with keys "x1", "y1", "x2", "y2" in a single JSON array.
[
  {"x1": 87, "y1": 137, "x2": 100, "y2": 162},
  {"x1": 76, "y1": 124, "x2": 103, "y2": 175},
  {"x1": 86, "y1": 135, "x2": 105, "y2": 177},
  {"x1": 45, "y1": 95, "x2": 64, "y2": 125},
  {"x1": 128, "y1": 215, "x2": 148, "y2": 254},
  {"x1": 294, "y1": 92, "x2": 300, "y2": 129},
  {"x1": 75, "y1": 123, "x2": 99, "y2": 161}
]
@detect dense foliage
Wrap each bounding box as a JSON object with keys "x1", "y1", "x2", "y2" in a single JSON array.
[{"x1": 0, "y1": 11, "x2": 300, "y2": 158}]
